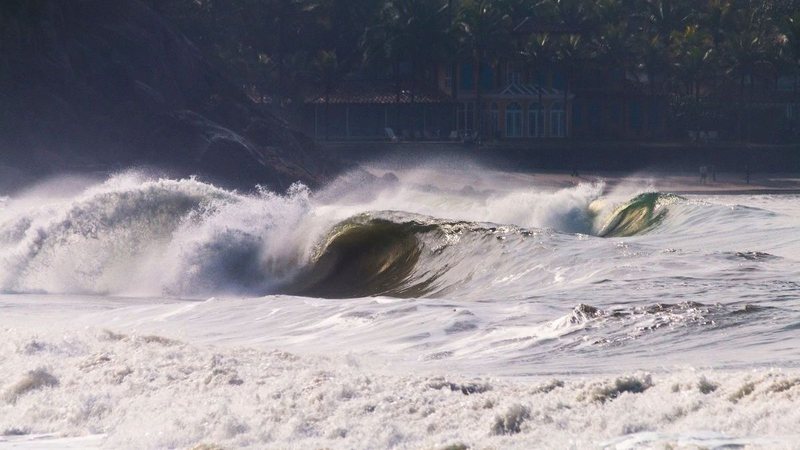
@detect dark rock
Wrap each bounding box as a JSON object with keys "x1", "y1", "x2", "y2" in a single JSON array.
[{"x1": 0, "y1": 0, "x2": 337, "y2": 191}]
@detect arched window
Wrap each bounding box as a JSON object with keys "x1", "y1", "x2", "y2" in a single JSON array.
[
  {"x1": 506, "y1": 102, "x2": 523, "y2": 138},
  {"x1": 528, "y1": 103, "x2": 543, "y2": 137},
  {"x1": 549, "y1": 102, "x2": 565, "y2": 138},
  {"x1": 490, "y1": 103, "x2": 499, "y2": 138}
]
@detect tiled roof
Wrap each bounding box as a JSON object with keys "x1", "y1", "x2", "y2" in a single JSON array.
[{"x1": 305, "y1": 81, "x2": 454, "y2": 105}]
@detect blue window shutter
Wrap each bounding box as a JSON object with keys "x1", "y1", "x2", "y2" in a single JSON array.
[
  {"x1": 480, "y1": 63, "x2": 493, "y2": 90},
  {"x1": 461, "y1": 64, "x2": 474, "y2": 90}
]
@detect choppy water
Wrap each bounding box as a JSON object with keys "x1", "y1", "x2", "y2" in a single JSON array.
[{"x1": 1, "y1": 170, "x2": 799, "y2": 448}]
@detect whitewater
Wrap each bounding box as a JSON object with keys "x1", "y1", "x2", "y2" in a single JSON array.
[{"x1": 1, "y1": 167, "x2": 799, "y2": 449}]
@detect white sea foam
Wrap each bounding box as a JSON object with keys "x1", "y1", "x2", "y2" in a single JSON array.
[
  {"x1": 2, "y1": 324, "x2": 800, "y2": 449},
  {"x1": 1, "y1": 170, "x2": 799, "y2": 448},
  {"x1": 0, "y1": 171, "x2": 611, "y2": 297}
]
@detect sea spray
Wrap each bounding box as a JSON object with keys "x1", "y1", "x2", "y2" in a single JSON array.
[{"x1": 3, "y1": 170, "x2": 767, "y2": 299}]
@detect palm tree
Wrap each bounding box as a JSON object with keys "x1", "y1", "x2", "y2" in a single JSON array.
[
  {"x1": 543, "y1": 0, "x2": 597, "y2": 138},
  {"x1": 522, "y1": 32, "x2": 556, "y2": 123},
  {"x1": 454, "y1": 0, "x2": 512, "y2": 139},
  {"x1": 780, "y1": 12, "x2": 800, "y2": 94},
  {"x1": 594, "y1": 0, "x2": 634, "y2": 137},
  {"x1": 363, "y1": 0, "x2": 452, "y2": 104},
  {"x1": 670, "y1": 24, "x2": 715, "y2": 140},
  {"x1": 311, "y1": 49, "x2": 339, "y2": 140},
  {"x1": 721, "y1": 6, "x2": 775, "y2": 141}
]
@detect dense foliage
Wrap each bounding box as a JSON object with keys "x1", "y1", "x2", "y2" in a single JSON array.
[{"x1": 104, "y1": 1, "x2": 800, "y2": 140}]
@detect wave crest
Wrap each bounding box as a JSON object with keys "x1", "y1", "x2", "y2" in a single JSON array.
[{"x1": 0, "y1": 173, "x2": 693, "y2": 298}]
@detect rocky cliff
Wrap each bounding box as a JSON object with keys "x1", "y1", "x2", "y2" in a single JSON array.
[{"x1": 0, "y1": 0, "x2": 336, "y2": 191}]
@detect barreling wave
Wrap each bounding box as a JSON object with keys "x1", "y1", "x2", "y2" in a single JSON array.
[
  {"x1": 0, "y1": 173, "x2": 700, "y2": 299},
  {"x1": 282, "y1": 213, "x2": 538, "y2": 299},
  {"x1": 282, "y1": 192, "x2": 680, "y2": 298},
  {"x1": 595, "y1": 192, "x2": 681, "y2": 238},
  {"x1": 284, "y1": 216, "x2": 436, "y2": 298}
]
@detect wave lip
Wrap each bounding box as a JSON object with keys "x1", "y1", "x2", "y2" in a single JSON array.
[
  {"x1": 596, "y1": 192, "x2": 680, "y2": 237},
  {"x1": 283, "y1": 191, "x2": 687, "y2": 300},
  {"x1": 285, "y1": 215, "x2": 433, "y2": 299}
]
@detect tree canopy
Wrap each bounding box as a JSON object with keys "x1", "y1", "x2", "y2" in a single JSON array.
[{"x1": 145, "y1": 0, "x2": 800, "y2": 140}]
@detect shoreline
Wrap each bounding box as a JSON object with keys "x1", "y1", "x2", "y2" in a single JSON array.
[{"x1": 361, "y1": 161, "x2": 800, "y2": 196}]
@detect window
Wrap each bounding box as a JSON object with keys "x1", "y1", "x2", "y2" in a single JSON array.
[
  {"x1": 549, "y1": 102, "x2": 565, "y2": 137},
  {"x1": 588, "y1": 100, "x2": 601, "y2": 133},
  {"x1": 480, "y1": 63, "x2": 494, "y2": 90},
  {"x1": 553, "y1": 70, "x2": 566, "y2": 90},
  {"x1": 572, "y1": 102, "x2": 583, "y2": 131},
  {"x1": 787, "y1": 104, "x2": 800, "y2": 121},
  {"x1": 777, "y1": 76, "x2": 797, "y2": 92},
  {"x1": 630, "y1": 100, "x2": 642, "y2": 131},
  {"x1": 460, "y1": 63, "x2": 474, "y2": 90},
  {"x1": 647, "y1": 99, "x2": 660, "y2": 128},
  {"x1": 528, "y1": 103, "x2": 543, "y2": 137},
  {"x1": 507, "y1": 63, "x2": 522, "y2": 84},
  {"x1": 490, "y1": 103, "x2": 499, "y2": 138},
  {"x1": 506, "y1": 103, "x2": 523, "y2": 138},
  {"x1": 458, "y1": 102, "x2": 475, "y2": 133}
]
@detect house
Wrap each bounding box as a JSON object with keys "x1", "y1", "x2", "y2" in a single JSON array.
[
  {"x1": 301, "y1": 15, "x2": 670, "y2": 143},
  {"x1": 445, "y1": 61, "x2": 573, "y2": 140},
  {"x1": 302, "y1": 80, "x2": 456, "y2": 141},
  {"x1": 570, "y1": 69, "x2": 670, "y2": 140},
  {"x1": 442, "y1": 17, "x2": 577, "y2": 140}
]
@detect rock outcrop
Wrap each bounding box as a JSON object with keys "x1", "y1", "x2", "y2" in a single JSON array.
[{"x1": 0, "y1": 0, "x2": 335, "y2": 190}]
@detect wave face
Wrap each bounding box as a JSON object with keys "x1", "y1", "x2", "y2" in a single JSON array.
[
  {"x1": 3, "y1": 169, "x2": 800, "y2": 449},
  {"x1": 596, "y1": 192, "x2": 679, "y2": 237},
  {"x1": 1, "y1": 171, "x2": 798, "y2": 301},
  {"x1": 286, "y1": 216, "x2": 429, "y2": 298}
]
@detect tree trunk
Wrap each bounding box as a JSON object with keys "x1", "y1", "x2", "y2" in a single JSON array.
[
  {"x1": 563, "y1": 66, "x2": 570, "y2": 138},
  {"x1": 474, "y1": 54, "x2": 481, "y2": 139},
  {"x1": 694, "y1": 79, "x2": 701, "y2": 142},
  {"x1": 411, "y1": 59, "x2": 416, "y2": 105},
  {"x1": 324, "y1": 86, "x2": 330, "y2": 141},
  {"x1": 538, "y1": 75, "x2": 543, "y2": 138},
  {"x1": 738, "y1": 75, "x2": 745, "y2": 142},
  {"x1": 395, "y1": 61, "x2": 401, "y2": 104},
  {"x1": 277, "y1": 13, "x2": 285, "y2": 108}
]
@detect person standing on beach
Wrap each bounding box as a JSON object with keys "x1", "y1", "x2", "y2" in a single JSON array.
[
  {"x1": 745, "y1": 165, "x2": 751, "y2": 184},
  {"x1": 700, "y1": 166, "x2": 708, "y2": 184}
]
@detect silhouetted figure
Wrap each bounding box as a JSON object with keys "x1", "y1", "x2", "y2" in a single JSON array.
[
  {"x1": 571, "y1": 164, "x2": 579, "y2": 178},
  {"x1": 699, "y1": 166, "x2": 708, "y2": 184},
  {"x1": 745, "y1": 165, "x2": 751, "y2": 185}
]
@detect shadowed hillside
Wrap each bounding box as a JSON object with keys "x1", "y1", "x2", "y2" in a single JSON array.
[{"x1": 0, "y1": 0, "x2": 338, "y2": 191}]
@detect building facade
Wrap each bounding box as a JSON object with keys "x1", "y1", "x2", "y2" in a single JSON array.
[{"x1": 302, "y1": 16, "x2": 670, "y2": 143}]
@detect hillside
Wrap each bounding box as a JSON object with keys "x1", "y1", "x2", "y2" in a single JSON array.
[{"x1": 0, "y1": 0, "x2": 336, "y2": 191}]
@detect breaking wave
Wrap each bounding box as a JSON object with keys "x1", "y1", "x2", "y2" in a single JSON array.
[
  {"x1": 595, "y1": 192, "x2": 681, "y2": 237},
  {"x1": 0, "y1": 172, "x2": 716, "y2": 298}
]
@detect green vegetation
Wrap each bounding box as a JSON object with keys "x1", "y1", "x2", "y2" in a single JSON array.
[{"x1": 141, "y1": 1, "x2": 800, "y2": 141}]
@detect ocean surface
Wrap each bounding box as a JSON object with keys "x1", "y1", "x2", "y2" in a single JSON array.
[{"x1": 1, "y1": 169, "x2": 799, "y2": 449}]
